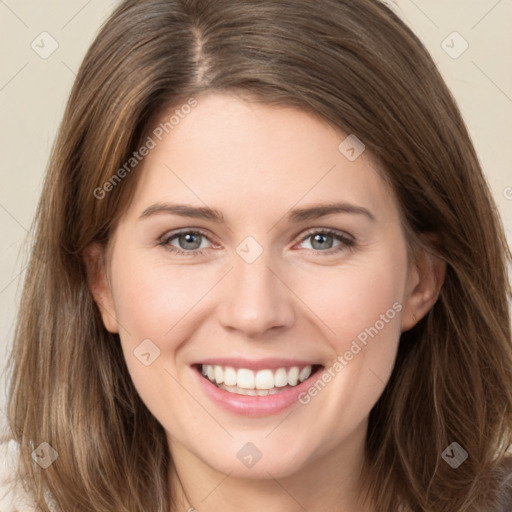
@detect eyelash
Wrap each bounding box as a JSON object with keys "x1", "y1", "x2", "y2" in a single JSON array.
[{"x1": 159, "y1": 228, "x2": 355, "y2": 257}]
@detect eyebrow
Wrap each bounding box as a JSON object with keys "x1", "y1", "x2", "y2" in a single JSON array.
[{"x1": 139, "y1": 201, "x2": 376, "y2": 223}]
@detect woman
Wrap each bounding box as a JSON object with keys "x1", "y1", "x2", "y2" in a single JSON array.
[{"x1": 4, "y1": 0, "x2": 512, "y2": 510}]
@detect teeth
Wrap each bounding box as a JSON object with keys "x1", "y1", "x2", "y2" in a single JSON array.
[
  {"x1": 255, "y1": 369, "x2": 274, "y2": 390},
  {"x1": 218, "y1": 383, "x2": 281, "y2": 396},
  {"x1": 299, "y1": 366, "x2": 312, "y2": 382},
  {"x1": 214, "y1": 365, "x2": 224, "y2": 384},
  {"x1": 224, "y1": 366, "x2": 237, "y2": 386},
  {"x1": 200, "y1": 364, "x2": 314, "y2": 391},
  {"x1": 287, "y1": 367, "x2": 299, "y2": 386},
  {"x1": 274, "y1": 368, "x2": 288, "y2": 387},
  {"x1": 237, "y1": 369, "x2": 255, "y2": 389}
]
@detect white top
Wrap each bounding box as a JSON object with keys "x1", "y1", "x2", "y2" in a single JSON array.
[{"x1": 0, "y1": 439, "x2": 40, "y2": 512}]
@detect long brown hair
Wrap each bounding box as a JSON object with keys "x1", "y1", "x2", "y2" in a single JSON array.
[{"x1": 7, "y1": 0, "x2": 512, "y2": 510}]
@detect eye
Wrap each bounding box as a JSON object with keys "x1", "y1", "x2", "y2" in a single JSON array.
[
  {"x1": 160, "y1": 230, "x2": 214, "y2": 256},
  {"x1": 296, "y1": 229, "x2": 354, "y2": 254}
]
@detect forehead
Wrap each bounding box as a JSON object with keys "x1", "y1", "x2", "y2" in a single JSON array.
[{"x1": 123, "y1": 93, "x2": 399, "y2": 227}]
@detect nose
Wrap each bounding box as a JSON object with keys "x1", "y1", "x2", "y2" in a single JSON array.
[{"x1": 217, "y1": 249, "x2": 296, "y2": 338}]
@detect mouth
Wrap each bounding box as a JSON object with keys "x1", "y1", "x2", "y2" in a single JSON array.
[{"x1": 193, "y1": 363, "x2": 324, "y2": 397}]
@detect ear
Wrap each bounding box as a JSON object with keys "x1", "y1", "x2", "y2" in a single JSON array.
[
  {"x1": 401, "y1": 238, "x2": 446, "y2": 332},
  {"x1": 83, "y1": 242, "x2": 119, "y2": 333}
]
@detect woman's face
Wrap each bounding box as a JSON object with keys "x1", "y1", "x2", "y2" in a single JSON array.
[{"x1": 92, "y1": 92, "x2": 427, "y2": 479}]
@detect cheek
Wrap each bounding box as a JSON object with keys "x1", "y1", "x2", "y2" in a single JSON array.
[
  {"x1": 108, "y1": 256, "x2": 224, "y2": 414},
  {"x1": 108, "y1": 257, "x2": 210, "y2": 431},
  {"x1": 293, "y1": 247, "x2": 406, "y2": 352},
  {"x1": 111, "y1": 255, "x2": 217, "y2": 344},
  {"x1": 291, "y1": 247, "x2": 406, "y2": 418}
]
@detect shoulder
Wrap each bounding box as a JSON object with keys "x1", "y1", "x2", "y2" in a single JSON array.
[{"x1": 0, "y1": 437, "x2": 39, "y2": 512}]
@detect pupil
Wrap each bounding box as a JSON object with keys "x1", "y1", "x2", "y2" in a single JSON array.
[
  {"x1": 180, "y1": 233, "x2": 201, "y2": 250},
  {"x1": 312, "y1": 234, "x2": 332, "y2": 250}
]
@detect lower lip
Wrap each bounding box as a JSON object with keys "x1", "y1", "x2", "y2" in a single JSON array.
[{"x1": 193, "y1": 367, "x2": 322, "y2": 417}]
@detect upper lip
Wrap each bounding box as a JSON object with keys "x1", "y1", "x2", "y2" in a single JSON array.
[{"x1": 193, "y1": 358, "x2": 322, "y2": 371}]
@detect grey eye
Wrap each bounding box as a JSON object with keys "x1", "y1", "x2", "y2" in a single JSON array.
[
  {"x1": 309, "y1": 233, "x2": 335, "y2": 250},
  {"x1": 175, "y1": 232, "x2": 203, "y2": 250}
]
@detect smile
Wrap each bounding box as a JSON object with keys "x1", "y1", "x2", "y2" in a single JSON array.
[
  {"x1": 192, "y1": 358, "x2": 325, "y2": 416},
  {"x1": 200, "y1": 364, "x2": 321, "y2": 396}
]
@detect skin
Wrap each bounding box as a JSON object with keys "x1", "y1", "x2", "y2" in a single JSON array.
[{"x1": 85, "y1": 92, "x2": 445, "y2": 511}]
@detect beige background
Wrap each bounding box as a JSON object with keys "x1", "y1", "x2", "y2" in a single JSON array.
[{"x1": 0, "y1": 0, "x2": 511, "y2": 430}]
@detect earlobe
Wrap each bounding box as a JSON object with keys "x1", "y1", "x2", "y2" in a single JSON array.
[
  {"x1": 82, "y1": 242, "x2": 119, "y2": 333},
  {"x1": 401, "y1": 243, "x2": 446, "y2": 332}
]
